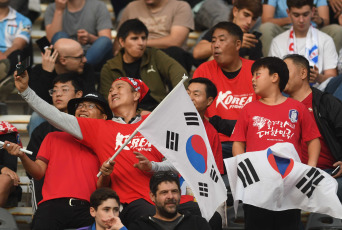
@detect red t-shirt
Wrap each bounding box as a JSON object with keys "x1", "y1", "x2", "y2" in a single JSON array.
[
  {"x1": 37, "y1": 132, "x2": 100, "y2": 205},
  {"x1": 77, "y1": 116, "x2": 165, "y2": 204},
  {"x1": 203, "y1": 119, "x2": 224, "y2": 174},
  {"x1": 230, "y1": 98, "x2": 320, "y2": 157},
  {"x1": 193, "y1": 58, "x2": 258, "y2": 142},
  {"x1": 301, "y1": 93, "x2": 335, "y2": 169}
]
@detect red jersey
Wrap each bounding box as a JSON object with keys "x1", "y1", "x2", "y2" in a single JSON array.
[
  {"x1": 77, "y1": 116, "x2": 164, "y2": 204},
  {"x1": 203, "y1": 119, "x2": 224, "y2": 174},
  {"x1": 37, "y1": 132, "x2": 100, "y2": 205},
  {"x1": 193, "y1": 58, "x2": 258, "y2": 142},
  {"x1": 301, "y1": 93, "x2": 335, "y2": 169},
  {"x1": 230, "y1": 98, "x2": 320, "y2": 157}
]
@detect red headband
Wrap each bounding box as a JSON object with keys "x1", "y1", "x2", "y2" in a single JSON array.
[{"x1": 114, "y1": 77, "x2": 149, "y2": 102}]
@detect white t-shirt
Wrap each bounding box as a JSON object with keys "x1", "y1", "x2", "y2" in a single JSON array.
[{"x1": 269, "y1": 29, "x2": 337, "y2": 74}]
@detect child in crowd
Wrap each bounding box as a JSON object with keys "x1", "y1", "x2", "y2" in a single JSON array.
[
  {"x1": 78, "y1": 188, "x2": 127, "y2": 230},
  {"x1": 230, "y1": 56, "x2": 321, "y2": 230}
]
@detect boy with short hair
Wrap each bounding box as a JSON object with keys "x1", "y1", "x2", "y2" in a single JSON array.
[
  {"x1": 79, "y1": 188, "x2": 127, "y2": 230},
  {"x1": 231, "y1": 56, "x2": 321, "y2": 229}
]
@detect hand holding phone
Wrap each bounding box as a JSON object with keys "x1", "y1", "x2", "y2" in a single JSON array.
[
  {"x1": 16, "y1": 56, "x2": 31, "y2": 76},
  {"x1": 252, "y1": 31, "x2": 262, "y2": 40},
  {"x1": 36, "y1": 36, "x2": 53, "y2": 54}
]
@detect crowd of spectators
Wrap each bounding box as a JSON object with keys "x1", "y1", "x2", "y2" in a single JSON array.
[{"x1": 1, "y1": 0, "x2": 342, "y2": 229}]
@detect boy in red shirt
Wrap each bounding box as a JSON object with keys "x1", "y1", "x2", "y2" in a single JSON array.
[{"x1": 231, "y1": 57, "x2": 321, "y2": 230}]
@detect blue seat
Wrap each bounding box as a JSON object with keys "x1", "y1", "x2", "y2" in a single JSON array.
[{"x1": 305, "y1": 213, "x2": 342, "y2": 230}]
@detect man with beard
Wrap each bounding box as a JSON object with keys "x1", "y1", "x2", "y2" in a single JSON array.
[{"x1": 129, "y1": 171, "x2": 211, "y2": 230}]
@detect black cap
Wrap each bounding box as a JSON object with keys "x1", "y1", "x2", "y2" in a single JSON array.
[{"x1": 67, "y1": 92, "x2": 113, "y2": 120}]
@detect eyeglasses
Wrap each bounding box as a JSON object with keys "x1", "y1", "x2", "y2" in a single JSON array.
[
  {"x1": 49, "y1": 88, "x2": 76, "y2": 96},
  {"x1": 76, "y1": 102, "x2": 105, "y2": 114},
  {"x1": 63, "y1": 54, "x2": 85, "y2": 62}
]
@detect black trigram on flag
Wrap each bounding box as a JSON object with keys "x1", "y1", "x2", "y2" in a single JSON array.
[
  {"x1": 210, "y1": 165, "x2": 218, "y2": 183},
  {"x1": 237, "y1": 158, "x2": 260, "y2": 188},
  {"x1": 198, "y1": 182, "x2": 208, "y2": 197},
  {"x1": 184, "y1": 112, "x2": 200, "y2": 126},
  {"x1": 166, "y1": 130, "x2": 179, "y2": 151},
  {"x1": 296, "y1": 167, "x2": 324, "y2": 198}
]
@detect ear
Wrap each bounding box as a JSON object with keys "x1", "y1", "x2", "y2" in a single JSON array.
[
  {"x1": 133, "y1": 91, "x2": 141, "y2": 103},
  {"x1": 76, "y1": 90, "x2": 83, "y2": 98},
  {"x1": 119, "y1": 37, "x2": 125, "y2": 48},
  {"x1": 59, "y1": 56, "x2": 67, "y2": 65},
  {"x1": 90, "y1": 207, "x2": 96, "y2": 218},
  {"x1": 272, "y1": 73, "x2": 280, "y2": 84},
  {"x1": 235, "y1": 39, "x2": 242, "y2": 51},
  {"x1": 150, "y1": 192, "x2": 156, "y2": 203},
  {"x1": 207, "y1": 96, "x2": 214, "y2": 107},
  {"x1": 300, "y1": 67, "x2": 308, "y2": 80},
  {"x1": 102, "y1": 113, "x2": 107, "y2": 120},
  {"x1": 232, "y1": 7, "x2": 239, "y2": 21}
]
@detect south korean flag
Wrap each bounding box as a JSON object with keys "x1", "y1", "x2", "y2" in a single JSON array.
[{"x1": 137, "y1": 78, "x2": 227, "y2": 221}]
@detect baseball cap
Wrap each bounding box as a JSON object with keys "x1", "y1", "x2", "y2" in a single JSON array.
[
  {"x1": 67, "y1": 92, "x2": 113, "y2": 120},
  {"x1": 114, "y1": 77, "x2": 149, "y2": 102}
]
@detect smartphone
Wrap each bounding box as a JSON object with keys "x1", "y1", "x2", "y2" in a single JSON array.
[
  {"x1": 36, "y1": 36, "x2": 53, "y2": 54},
  {"x1": 16, "y1": 56, "x2": 31, "y2": 76},
  {"x1": 331, "y1": 166, "x2": 340, "y2": 176},
  {"x1": 252, "y1": 31, "x2": 262, "y2": 40}
]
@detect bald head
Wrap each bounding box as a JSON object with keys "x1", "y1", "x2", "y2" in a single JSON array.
[{"x1": 54, "y1": 38, "x2": 83, "y2": 57}]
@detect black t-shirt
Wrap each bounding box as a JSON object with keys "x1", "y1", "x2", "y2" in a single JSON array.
[
  {"x1": 151, "y1": 215, "x2": 184, "y2": 230},
  {"x1": 222, "y1": 67, "x2": 241, "y2": 79},
  {"x1": 123, "y1": 59, "x2": 142, "y2": 79}
]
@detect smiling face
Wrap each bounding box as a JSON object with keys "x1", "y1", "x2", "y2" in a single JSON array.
[
  {"x1": 211, "y1": 28, "x2": 240, "y2": 67},
  {"x1": 232, "y1": 7, "x2": 257, "y2": 33},
  {"x1": 51, "y1": 81, "x2": 82, "y2": 112},
  {"x1": 90, "y1": 198, "x2": 120, "y2": 230},
  {"x1": 151, "y1": 181, "x2": 181, "y2": 220},
  {"x1": 287, "y1": 5, "x2": 313, "y2": 37},
  {"x1": 119, "y1": 32, "x2": 147, "y2": 63},
  {"x1": 108, "y1": 80, "x2": 140, "y2": 111},
  {"x1": 74, "y1": 101, "x2": 107, "y2": 120}
]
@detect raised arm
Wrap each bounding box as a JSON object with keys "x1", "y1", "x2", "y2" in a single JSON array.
[{"x1": 14, "y1": 71, "x2": 83, "y2": 139}]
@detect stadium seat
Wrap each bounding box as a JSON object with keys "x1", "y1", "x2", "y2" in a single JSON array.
[
  {"x1": 0, "y1": 208, "x2": 19, "y2": 230},
  {"x1": 305, "y1": 213, "x2": 342, "y2": 230}
]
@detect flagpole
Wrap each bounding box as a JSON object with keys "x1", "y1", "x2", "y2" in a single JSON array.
[{"x1": 97, "y1": 75, "x2": 188, "y2": 178}]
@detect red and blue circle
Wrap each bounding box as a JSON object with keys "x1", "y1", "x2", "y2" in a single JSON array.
[{"x1": 186, "y1": 135, "x2": 208, "y2": 174}]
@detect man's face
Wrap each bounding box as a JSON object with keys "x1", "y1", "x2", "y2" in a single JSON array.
[
  {"x1": 233, "y1": 8, "x2": 256, "y2": 33},
  {"x1": 252, "y1": 67, "x2": 275, "y2": 96},
  {"x1": 187, "y1": 83, "x2": 213, "y2": 114},
  {"x1": 51, "y1": 81, "x2": 82, "y2": 112},
  {"x1": 61, "y1": 46, "x2": 86, "y2": 74},
  {"x1": 120, "y1": 32, "x2": 147, "y2": 63},
  {"x1": 151, "y1": 181, "x2": 181, "y2": 219},
  {"x1": 108, "y1": 80, "x2": 140, "y2": 111},
  {"x1": 74, "y1": 101, "x2": 107, "y2": 120},
  {"x1": 283, "y1": 59, "x2": 305, "y2": 95},
  {"x1": 211, "y1": 28, "x2": 240, "y2": 67},
  {"x1": 90, "y1": 198, "x2": 120, "y2": 229},
  {"x1": 287, "y1": 6, "x2": 313, "y2": 36}
]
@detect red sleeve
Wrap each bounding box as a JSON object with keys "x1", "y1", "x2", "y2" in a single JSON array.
[
  {"x1": 300, "y1": 104, "x2": 321, "y2": 142},
  {"x1": 230, "y1": 106, "x2": 249, "y2": 142},
  {"x1": 36, "y1": 132, "x2": 53, "y2": 163}
]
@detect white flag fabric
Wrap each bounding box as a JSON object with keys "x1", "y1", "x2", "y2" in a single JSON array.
[
  {"x1": 224, "y1": 142, "x2": 342, "y2": 219},
  {"x1": 137, "y1": 81, "x2": 227, "y2": 221}
]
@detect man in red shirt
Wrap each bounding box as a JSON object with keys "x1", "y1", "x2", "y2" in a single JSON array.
[
  {"x1": 193, "y1": 21, "x2": 258, "y2": 161},
  {"x1": 4, "y1": 92, "x2": 112, "y2": 229},
  {"x1": 283, "y1": 54, "x2": 342, "y2": 202}
]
